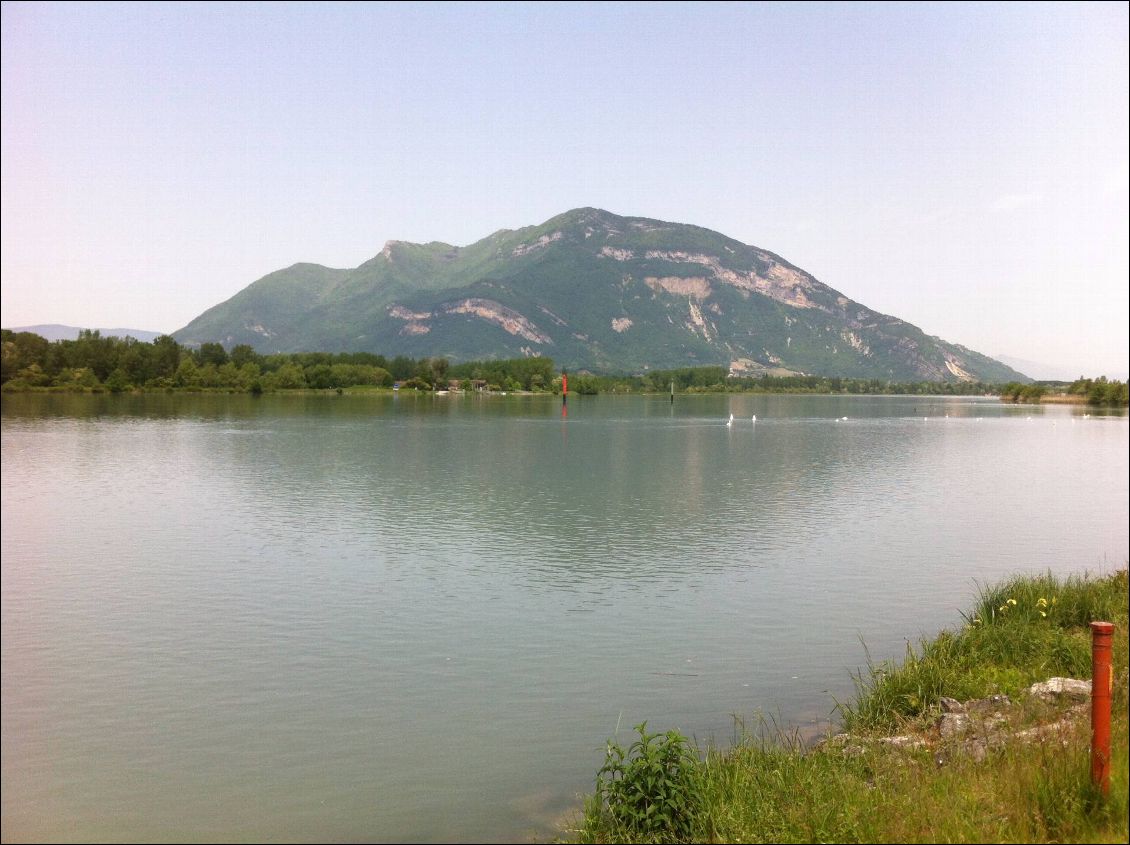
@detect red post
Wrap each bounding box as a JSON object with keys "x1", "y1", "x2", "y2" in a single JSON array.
[{"x1": 1090, "y1": 621, "x2": 1114, "y2": 796}]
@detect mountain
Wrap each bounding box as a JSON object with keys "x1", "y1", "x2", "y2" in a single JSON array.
[
  {"x1": 992, "y1": 354, "x2": 1127, "y2": 384},
  {"x1": 175, "y1": 208, "x2": 1026, "y2": 382},
  {"x1": 9, "y1": 324, "x2": 163, "y2": 343}
]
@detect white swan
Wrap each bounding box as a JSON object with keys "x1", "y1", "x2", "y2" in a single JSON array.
[
  {"x1": 726, "y1": 413, "x2": 734, "y2": 427},
  {"x1": 751, "y1": 414, "x2": 757, "y2": 423}
]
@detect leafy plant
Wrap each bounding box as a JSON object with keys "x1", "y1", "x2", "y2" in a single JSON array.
[{"x1": 593, "y1": 721, "x2": 704, "y2": 842}]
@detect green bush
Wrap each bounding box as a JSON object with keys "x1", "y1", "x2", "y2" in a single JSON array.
[{"x1": 591, "y1": 722, "x2": 704, "y2": 842}]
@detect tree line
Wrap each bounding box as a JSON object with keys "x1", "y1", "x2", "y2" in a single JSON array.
[
  {"x1": 2, "y1": 328, "x2": 1125, "y2": 404},
  {"x1": 1063, "y1": 376, "x2": 1129, "y2": 406},
  {"x1": 570, "y1": 367, "x2": 1005, "y2": 397},
  {"x1": 0, "y1": 330, "x2": 559, "y2": 394},
  {"x1": 1000, "y1": 377, "x2": 1128, "y2": 407}
]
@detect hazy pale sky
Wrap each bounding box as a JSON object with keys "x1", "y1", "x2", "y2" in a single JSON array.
[{"x1": 2, "y1": 2, "x2": 1127, "y2": 375}]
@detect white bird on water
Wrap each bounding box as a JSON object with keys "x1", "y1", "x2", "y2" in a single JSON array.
[
  {"x1": 751, "y1": 414, "x2": 757, "y2": 423},
  {"x1": 726, "y1": 413, "x2": 734, "y2": 427}
]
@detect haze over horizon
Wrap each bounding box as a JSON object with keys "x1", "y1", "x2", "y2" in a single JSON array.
[{"x1": 2, "y1": 3, "x2": 1127, "y2": 376}]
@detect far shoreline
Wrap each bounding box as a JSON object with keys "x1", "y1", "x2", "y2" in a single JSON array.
[{"x1": 3, "y1": 385, "x2": 1127, "y2": 411}]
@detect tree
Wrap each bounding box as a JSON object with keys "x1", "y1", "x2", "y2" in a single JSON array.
[
  {"x1": 429, "y1": 357, "x2": 449, "y2": 389},
  {"x1": 105, "y1": 368, "x2": 131, "y2": 393},
  {"x1": 230, "y1": 344, "x2": 259, "y2": 368},
  {"x1": 390, "y1": 356, "x2": 414, "y2": 380},
  {"x1": 197, "y1": 342, "x2": 228, "y2": 367},
  {"x1": 151, "y1": 335, "x2": 181, "y2": 379},
  {"x1": 272, "y1": 362, "x2": 306, "y2": 389},
  {"x1": 174, "y1": 357, "x2": 201, "y2": 387}
]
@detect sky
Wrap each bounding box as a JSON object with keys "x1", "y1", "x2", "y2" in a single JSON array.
[{"x1": 2, "y1": 2, "x2": 1127, "y2": 377}]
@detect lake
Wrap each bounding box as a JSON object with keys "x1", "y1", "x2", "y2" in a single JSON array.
[{"x1": 2, "y1": 393, "x2": 1127, "y2": 842}]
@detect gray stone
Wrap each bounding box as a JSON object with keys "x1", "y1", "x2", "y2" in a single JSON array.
[
  {"x1": 1027, "y1": 677, "x2": 1091, "y2": 701},
  {"x1": 939, "y1": 696, "x2": 965, "y2": 713},
  {"x1": 938, "y1": 712, "x2": 972, "y2": 738},
  {"x1": 879, "y1": 735, "x2": 927, "y2": 749},
  {"x1": 986, "y1": 714, "x2": 1009, "y2": 731},
  {"x1": 966, "y1": 694, "x2": 1012, "y2": 713},
  {"x1": 960, "y1": 738, "x2": 989, "y2": 763},
  {"x1": 814, "y1": 733, "x2": 852, "y2": 749}
]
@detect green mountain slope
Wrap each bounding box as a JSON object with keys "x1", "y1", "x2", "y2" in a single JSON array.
[{"x1": 175, "y1": 208, "x2": 1027, "y2": 382}]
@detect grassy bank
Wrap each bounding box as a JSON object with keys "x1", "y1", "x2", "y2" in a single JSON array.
[{"x1": 570, "y1": 570, "x2": 1128, "y2": 843}]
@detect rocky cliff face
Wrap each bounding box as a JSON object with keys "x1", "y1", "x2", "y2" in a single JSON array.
[{"x1": 175, "y1": 208, "x2": 1026, "y2": 382}]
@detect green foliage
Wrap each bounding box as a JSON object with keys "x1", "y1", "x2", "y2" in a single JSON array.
[
  {"x1": 574, "y1": 570, "x2": 1129, "y2": 844},
  {"x1": 573, "y1": 375, "x2": 604, "y2": 395},
  {"x1": 841, "y1": 570, "x2": 1128, "y2": 734},
  {"x1": 269, "y1": 363, "x2": 307, "y2": 389},
  {"x1": 389, "y1": 355, "x2": 415, "y2": 380},
  {"x1": 0, "y1": 330, "x2": 399, "y2": 393},
  {"x1": 428, "y1": 356, "x2": 449, "y2": 385},
  {"x1": 196, "y1": 342, "x2": 228, "y2": 367},
  {"x1": 1001, "y1": 381, "x2": 1048, "y2": 402},
  {"x1": 229, "y1": 344, "x2": 259, "y2": 368},
  {"x1": 447, "y1": 356, "x2": 555, "y2": 391},
  {"x1": 104, "y1": 368, "x2": 132, "y2": 394},
  {"x1": 590, "y1": 722, "x2": 704, "y2": 842},
  {"x1": 0, "y1": 324, "x2": 1107, "y2": 404},
  {"x1": 1067, "y1": 376, "x2": 1129, "y2": 407}
]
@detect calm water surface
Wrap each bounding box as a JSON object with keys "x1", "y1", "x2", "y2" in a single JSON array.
[{"x1": 2, "y1": 393, "x2": 1127, "y2": 842}]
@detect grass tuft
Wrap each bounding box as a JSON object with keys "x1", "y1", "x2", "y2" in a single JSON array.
[{"x1": 570, "y1": 569, "x2": 1128, "y2": 843}]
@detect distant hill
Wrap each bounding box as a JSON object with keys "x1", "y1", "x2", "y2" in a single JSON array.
[
  {"x1": 993, "y1": 354, "x2": 1127, "y2": 383},
  {"x1": 8, "y1": 324, "x2": 162, "y2": 343},
  {"x1": 175, "y1": 208, "x2": 1028, "y2": 382}
]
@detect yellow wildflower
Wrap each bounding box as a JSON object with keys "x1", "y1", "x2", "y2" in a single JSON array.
[
  {"x1": 1007, "y1": 598, "x2": 1017, "y2": 606},
  {"x1": 1037, "y1": 597, "x2": 1048, "y2": 607}
]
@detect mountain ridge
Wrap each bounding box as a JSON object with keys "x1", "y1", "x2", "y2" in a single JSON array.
[
  {"x1": 8, "y1": 324, "x2": 162, "y2": 343},
  {"x1": 174, "y1": 208, "x2": 1028, "y2": 382}
]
